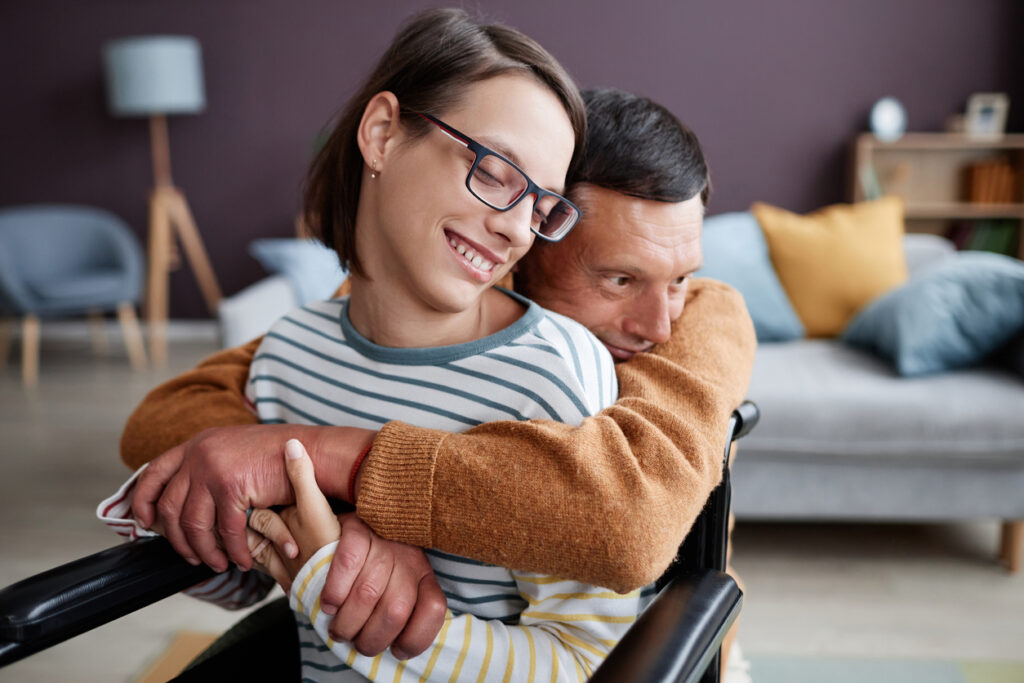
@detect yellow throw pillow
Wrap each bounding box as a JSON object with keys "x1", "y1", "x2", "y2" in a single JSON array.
[{"x1": 751, "y1": 196, "x2": 908, "y2": 337}]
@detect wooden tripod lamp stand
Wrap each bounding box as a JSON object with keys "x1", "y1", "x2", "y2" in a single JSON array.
[{"x1": 104, "y1": 36, "x2": 222, "y2": 365}]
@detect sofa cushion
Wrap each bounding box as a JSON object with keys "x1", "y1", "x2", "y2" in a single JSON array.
[
  {"x1": 249, "y1": 238, "x2": 347, "y2": 305},
  {"x1": 752, "y1": 197, "x2": 908, "y2": 337},
  {"x1": 841, "y1": 251, "x2": 1024, "y2": 376},
  {"x1": 697, "y1": 212, "x2": 804, "y2": 341},
  {"x1": 745, "y1": 339, "x2": 1024, "y2": 461}
]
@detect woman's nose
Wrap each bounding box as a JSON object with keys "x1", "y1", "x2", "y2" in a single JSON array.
[{"x1": 484, "y1": 195, "x2": 536, "y2": 248}]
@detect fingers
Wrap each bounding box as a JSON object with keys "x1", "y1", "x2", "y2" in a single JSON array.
[
  {"x1": 154, "y1": 472, "x2": 200, "y2": 566},
  {"x1": 247, "y1": 529, "x2": 291, "y2": 591},
  {"x1": 390, "y1": 572, "x2": 447, "y2": 660},
  {"x1": 248, "y1": 508, "x2": 298, "y2": 560},
  {"x1": 353, "y1": 555, "x2": 442, "y2": 657},
  {"x1": 131, "y1": 444, "x2": 184, "y2": 528},
  {"x1": 329, "y1": 538, "x2": 395, "y2": 647},
  {"x1": 284, "y1": 439, "x2": 334, "y2": 521},
  {"x1": 180, "y1": 486, "x2": 229, "y2": 572},
  {"x1": 218, "y1": 504, "x2": 258, "y2": 571},
  {"x1": 323, "y1": 514, "x2": 373, "y2": 618}
]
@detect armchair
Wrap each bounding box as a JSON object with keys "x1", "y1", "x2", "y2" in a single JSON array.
[
  {"x1": 0, "y1": 204, "x2": 148, "y2": 386},
  {"x1": 0, "y1": 402, "x2": 759, "y2": 681}
]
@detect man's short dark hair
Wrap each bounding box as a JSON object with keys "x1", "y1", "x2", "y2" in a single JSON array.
[{"x1": 569, "y1": 88, "x2": 709, "y2": 205}]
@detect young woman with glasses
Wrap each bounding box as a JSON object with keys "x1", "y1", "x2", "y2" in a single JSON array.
[{"x1": 102, "y1": 8, "x2": 649, "y2": 681}]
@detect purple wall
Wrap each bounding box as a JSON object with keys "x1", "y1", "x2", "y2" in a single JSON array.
[{"x1": 2, "y1": 1, "x2": 1020, "y2": 317}]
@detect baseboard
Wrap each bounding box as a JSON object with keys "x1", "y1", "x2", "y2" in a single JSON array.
[{"x1": 4, "y1": 319, "x2": 219, "y2": 343}]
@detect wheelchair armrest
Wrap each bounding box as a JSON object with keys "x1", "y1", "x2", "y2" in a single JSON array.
[
  {"x1": 0, "y1": 536, "x2": 215, "y2": 666},
  {"x1": 589, "y1": 570, "x2": 742, "y2": 683}
]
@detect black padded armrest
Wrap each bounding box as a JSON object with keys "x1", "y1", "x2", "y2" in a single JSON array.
[
  {"x1": 589, "y1": 570, "x2": 742, "y2": 683},
  {"x1": 0, "y1": 536, "x2": 215, "y2": 665}
]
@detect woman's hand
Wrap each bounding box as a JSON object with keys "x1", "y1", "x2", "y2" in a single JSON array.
[
  {"x1": 248, "y1": 439, "x2": 342, "y2": 582},
  {"x1": 248, "y1": 439, "x2": 447, "y2": 659}
]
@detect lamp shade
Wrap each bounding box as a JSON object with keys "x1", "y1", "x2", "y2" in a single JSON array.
[{"x1": 103, "y1": 36, "x2": 206, "y2": 116}]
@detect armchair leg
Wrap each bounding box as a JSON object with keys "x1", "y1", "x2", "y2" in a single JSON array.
[
  {"x1": 1001, "y1": 520, "x2": 1022, "y2": 572},
  {"x1": 21, "y1": 314, "x2": 39, "y2": 388},
  {"x1": 117, "y1": 302, "x2": 148, "y2": 370},
  {"x1": 87, "y1": 310, "x2": 110, "y2": 356}
]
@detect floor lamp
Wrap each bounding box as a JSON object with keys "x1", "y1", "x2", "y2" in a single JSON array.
[{"x1": 104, "y1": 36, "x2": 222, "y2": 365}]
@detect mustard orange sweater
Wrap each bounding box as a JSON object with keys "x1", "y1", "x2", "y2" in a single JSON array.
[{"x1": 120, "y1": 278, "x2": 755, "y2": 591}]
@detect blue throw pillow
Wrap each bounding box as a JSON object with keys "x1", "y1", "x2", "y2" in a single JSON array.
[
  {"x1": 841, "y1": 251, "x2": 1024, "y2": 376},
  {"x1": 697, "y1": 212, "x2": 804, "y2": 341},
  {"x1": 249, "y1": 238, "x2": 347, "y2": 305}
]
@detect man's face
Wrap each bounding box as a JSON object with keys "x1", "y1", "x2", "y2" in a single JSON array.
[{"x1": 516, "y1": 183, "x2": 704, "y2": 362}]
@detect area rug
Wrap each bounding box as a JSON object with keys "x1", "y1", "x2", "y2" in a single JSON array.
[
  {"x1": 135, "y1": 630, "x2": 218, "y2": 683},
  {"x1": 747, "y1": 655, "x2": 1024, "y2": 683}
]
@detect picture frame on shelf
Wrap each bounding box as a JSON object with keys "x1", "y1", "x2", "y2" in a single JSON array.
[{"x1": 965, "y1": 93, "x2": 1009, "y2": 140}]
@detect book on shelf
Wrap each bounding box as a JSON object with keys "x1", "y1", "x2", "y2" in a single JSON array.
[
  {"x1": 963, "y1": 157, "x2": 1019, "y2": 204},
  {"x1": 953, "y1": 219, "x2": 1020, "y2": 256}
]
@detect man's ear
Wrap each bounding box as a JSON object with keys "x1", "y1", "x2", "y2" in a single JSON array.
[{"x1": 356, "y1": 91, "x2": 402, "y2": 172}]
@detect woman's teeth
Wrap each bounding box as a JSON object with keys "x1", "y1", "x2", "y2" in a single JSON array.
[{"x1": 449, "y1": 238, "x2": 494, "y2": 272}]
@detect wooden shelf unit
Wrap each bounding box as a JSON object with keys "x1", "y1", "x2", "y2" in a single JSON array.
[{"x1": 851, "y1": 133, "x2": 1024, "y2": 259}]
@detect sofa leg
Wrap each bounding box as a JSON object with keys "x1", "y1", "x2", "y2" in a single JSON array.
[{"x1": 1001, "y1": 520, "x2": 1023, "y2": 572}]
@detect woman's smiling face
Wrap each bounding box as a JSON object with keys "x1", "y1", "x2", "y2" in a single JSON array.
[{"x1": 356, "y1": 74, "x2": 576, "y2": 318}]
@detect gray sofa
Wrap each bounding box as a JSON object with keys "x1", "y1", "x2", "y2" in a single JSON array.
[{"x1": 731, "y1": 233, "x2": 1024, "y2": 571}]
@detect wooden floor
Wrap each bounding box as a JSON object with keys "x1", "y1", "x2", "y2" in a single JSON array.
[{"x1": 0, "y1": 332, "x2": 1021, "y2": 681}]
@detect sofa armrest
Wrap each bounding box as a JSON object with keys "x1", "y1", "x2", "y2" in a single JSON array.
[
  {"x1": 0, "y1": 537, "x2": 215, "y2": 666},
  {"x1": 217, "y1": 274, "x2": 297, "y2": 348},
  {"x1": 589, "y1": 570, "x2": 742, "y2": 683},
  {"x1": 904, "y1": 233, "x2": 955, "y2": 277}
]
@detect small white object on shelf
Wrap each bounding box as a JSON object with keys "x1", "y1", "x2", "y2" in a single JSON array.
[{"x1": 870, "y1": 97, "x2": 907, "y2": 143}]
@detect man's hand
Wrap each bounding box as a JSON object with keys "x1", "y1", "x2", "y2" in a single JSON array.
[
  {"x1": 249, "y1": 440, "x2": 447, "y2": 659},
  {"x1": 132, "y1": 425, "x2": 302, "y2": 572},
  {"x1": 130, "y1": 423, "x2": 376, "y2": 573},
  {"x1": 321, "y1": 513, "x2": 446, "y2": 659}
]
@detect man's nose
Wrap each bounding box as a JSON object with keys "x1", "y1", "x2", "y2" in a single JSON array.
[
  {"x1": 624, "y1": 292, "x2": 673, "y2": 345},
  {"x1": 484, "y1": 195, "x2": 535, "y2": 249}
]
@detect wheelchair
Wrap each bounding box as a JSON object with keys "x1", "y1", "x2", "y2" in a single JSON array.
[{"x1": 1, "y1": 402, "x2": 759, "y2": 683}]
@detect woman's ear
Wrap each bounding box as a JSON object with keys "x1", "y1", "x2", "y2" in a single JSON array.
[{"x1": 356, "y1": 91, "x2": 402, "y2": 172}]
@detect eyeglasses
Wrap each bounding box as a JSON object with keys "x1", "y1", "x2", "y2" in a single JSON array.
[{"x1": 414, "y1": 112, "x2": 581, "y2": 242}]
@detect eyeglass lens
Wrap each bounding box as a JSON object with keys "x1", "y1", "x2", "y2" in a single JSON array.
[{"x1": 469, "y1": 154, "x2": 578, "y2": 238}]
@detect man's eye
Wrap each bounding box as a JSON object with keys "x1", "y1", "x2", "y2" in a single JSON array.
[
  {"x1": 608, "y1": 276, "x2": 630, "y2": 287},
  {"x1": 673, "y1": 275, "x2": 689, "y2": 286}
]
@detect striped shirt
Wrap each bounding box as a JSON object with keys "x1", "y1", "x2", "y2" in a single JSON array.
[{"x1": 247, "y1": 291, "x2": 652, "y2": 682}]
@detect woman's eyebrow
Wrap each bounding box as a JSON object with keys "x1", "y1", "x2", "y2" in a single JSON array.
[
  {"x1": 478, "y1": 134, "x2": 565, "y2": 193},
  {"x1": 477, "y1": 135, "x2": 522, "y2": 167}
]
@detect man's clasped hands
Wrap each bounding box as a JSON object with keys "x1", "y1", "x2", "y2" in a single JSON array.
[{"x1": 130, "y1": 427, "x2": 446, "y2": 661}]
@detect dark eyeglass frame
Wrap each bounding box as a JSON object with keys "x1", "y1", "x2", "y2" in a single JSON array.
[{"x1": 412, "y1": 111, "x2": 581, "y2": 242}]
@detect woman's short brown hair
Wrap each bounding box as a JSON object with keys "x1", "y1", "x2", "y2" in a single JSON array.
[{"x1": 304, "y1": 8, "x2": 585, "y2": 276}]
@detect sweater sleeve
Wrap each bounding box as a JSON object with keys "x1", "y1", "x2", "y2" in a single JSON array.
[
  {"x1": 357, "y1": 278, "x2": 756, "y2": 592},
  {"x1": 119, "y1": 338, "x2": 262, "y2": 470},
  {"x1": 290, "y1": 543, "x2": 645, "y2": 682}
]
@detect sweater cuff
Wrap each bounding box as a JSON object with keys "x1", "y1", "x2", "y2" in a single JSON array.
[{"x1": 355, "y1": 421, "x2": 443, "y2": 548}]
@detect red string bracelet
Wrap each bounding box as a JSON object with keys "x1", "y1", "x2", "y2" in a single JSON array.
[{"x1": 348, "y1": 440, "x2": 374, "y2": 504}]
